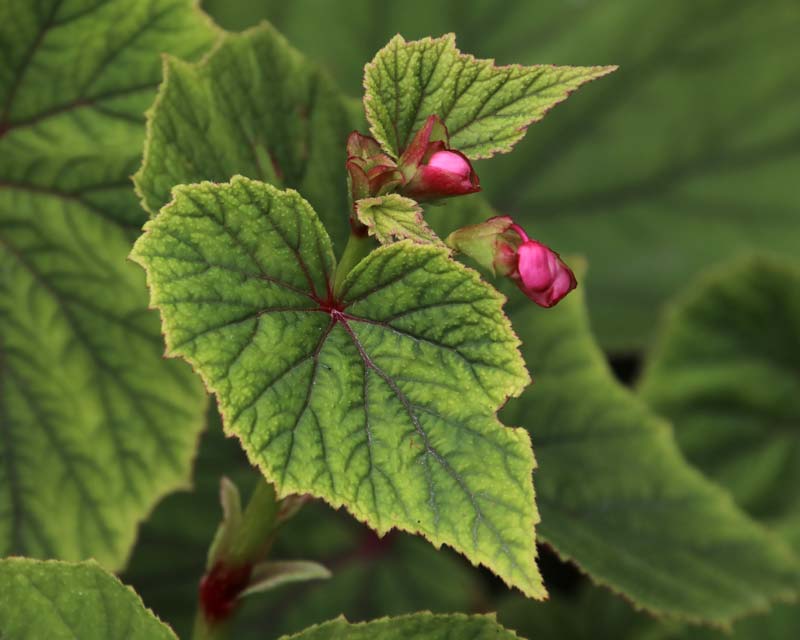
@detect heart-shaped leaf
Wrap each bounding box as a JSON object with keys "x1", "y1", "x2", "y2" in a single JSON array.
[{"x1": 131, "y1": 176, "x2": 544, "y2": 599}]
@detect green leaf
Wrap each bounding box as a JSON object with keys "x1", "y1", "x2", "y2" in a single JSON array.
[
  {"x1": 131, "y1": 176, "x2": 544, "y2": 599},
  {"x1": 363, "y1": 33, "x2": 615, "y2": 159},
  {"x1": 639, "y1": 256, "x2": 800, "y2": 553},
  {"x1": 134, "y1": 22, "x2": 355, "y2": 249},
  {"x1": 499, "y1": 265, "x2": 800, "y2": 625},
  {"x1": 497, "y1": 586, "x2": 678, "y2": 640},
  {"x1": 356, "y1": 195, "x2": 442, "y2": 246},
  {"x1": 280, "y1": 613, "x2": 522, "y2": 640},
  {"x1": 0, "y1": 558, "x2": 176, "y2": 639},
  {"x1": 0, "y1": 0, "x2": 213, "y2": 568}
]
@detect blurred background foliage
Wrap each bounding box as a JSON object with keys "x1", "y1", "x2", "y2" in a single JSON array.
[{"x1": 124, "y1": 1, "x2": 799, "y2": 638}]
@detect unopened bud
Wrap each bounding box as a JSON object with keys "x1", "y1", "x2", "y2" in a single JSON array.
[{"x1": 446, "y1": 216, "x2": 576, "y2": 307}]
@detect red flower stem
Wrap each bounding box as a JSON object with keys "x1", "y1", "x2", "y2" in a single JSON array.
[{"x1": 509, "y1": 223, "x2": 529, "y2": 242}]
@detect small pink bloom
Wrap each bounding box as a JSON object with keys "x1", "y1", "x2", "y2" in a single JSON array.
[
  {"x1": 446, "y1": 216, "x2": 576, "y2": 308},
  {"x1": 514, "y1": 239, "x2": 577, "y2": 308},
  {"x1": 402, "y1": 149, "x2": 481, "y2": 201},
  {"x1": 428, "y1": 150, "x2": 472, "y2": 176}
]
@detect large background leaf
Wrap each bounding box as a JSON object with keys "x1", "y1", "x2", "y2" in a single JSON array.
[
  {"x1": 203, "y1": 0, "x2": 800, "y2": 351},
  {"x1": 0, "y1": 0, "x2": 213, "y2": 569},
  {"x1": 134, "y1": 22, "x2": 355, "y2": 249},
  {"x1": 640, "y1": 256, "x2": 800, "y2": 551},
  {"x1": 496, "y1": 266, "x2": 800, "y2": 624}
]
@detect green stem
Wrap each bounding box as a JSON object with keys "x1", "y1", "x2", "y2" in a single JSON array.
[
  {"x1": 227, "y1": 480, "x2": 279, "y2": 565},
  {"x1": 192, "y1": 613, "x2": 231, "y2": 640},
  {"x1": 333, "y1": 231, "x2": 375, "y2": 296},
  {"x1": 192, "y1": 478, "x2": 282, "y2": 640}
]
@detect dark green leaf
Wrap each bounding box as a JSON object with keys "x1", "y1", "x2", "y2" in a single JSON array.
[
  {"x1": 134, "y1": 23, "x2": 355, "y2": 249},
  {"x1": 0, "y1": 0, "x2": 213, "y2": 569},
  {"x1": 499, "y1": 265, "x2": 800, "y2": 624},
  {"x1": 640, "y1": 256, "x2": 800, "y2": 552}
]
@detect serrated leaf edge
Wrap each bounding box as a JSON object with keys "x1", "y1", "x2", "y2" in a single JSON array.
[
  {"x1": 277, "y1": 611, "x2": 525, "y2": 640},
  {"x1": 130, "y1": 187, "x2": 545, "y2": 599},
  {"x1": 0, "y1": 558, "x2": 179, "y2": 639},
  {"x1": 362, "y1": 33, "x2": 618, "y2": 159}
]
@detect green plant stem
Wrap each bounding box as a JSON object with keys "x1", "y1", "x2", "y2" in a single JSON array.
[
  {"x1": 227, "y1": 480, "x2": 279, "y2": 565},
  {"x1": 333, "y1": 230, "x2": 375, "y2": 296},
  {"x1": 192, "y1": 478, "x2": 282, "y2": 640},
  {"x1": 192, "y1": 615, "x2": 231, "y2": 640}
]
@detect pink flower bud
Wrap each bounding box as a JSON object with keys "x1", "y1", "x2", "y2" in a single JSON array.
[
  {"x1": 402, "y1": 149, "x2": 481, "y2": 201},
  {"x1": 513, "y1": 239, "x2": 577, "y2": 308},
  {"x1": 446, "y1": 216, "x2": 576, "y2": 308}
]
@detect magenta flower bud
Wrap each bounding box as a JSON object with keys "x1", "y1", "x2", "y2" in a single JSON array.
[
  {"x1": 513, "y1": 238, "x2": 577, "y2": 308},
  {"x1": 446, "y1": 216, "x2": 576, "y2": 308},
  {"x1": 401, "y1": 149, "x2": 481, "y2": 201}
]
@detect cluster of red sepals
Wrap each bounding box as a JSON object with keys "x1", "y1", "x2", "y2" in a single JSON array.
[{"x1": 346, "y1": 114, "x2": 576, "y2": 308}]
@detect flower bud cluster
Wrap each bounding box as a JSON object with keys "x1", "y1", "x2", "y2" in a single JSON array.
[{"x1": 346, "y1": 115, "x2": 480, "y2": 204}]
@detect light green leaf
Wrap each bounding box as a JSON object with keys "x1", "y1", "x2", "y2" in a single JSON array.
[
  {"x1": 356, "y1": 195, "x2": 442, "y2": 246},
  {"x1": 0, "y1": 0, "x2": 213, "y2": 568},
  {"x1": 0, "y1": 559, "x2": 176, "y2": 640},
  {"x1": 131, "y1": 176, "x2": 544, "y2": 599},
  {"x1": 499, "y1": 265, "x2": 800, "y2": 625},
  {"x1": 640, "y1": 256, "x2": 800, "y2": 553},
  {"x1": 134, "y1": 22, "x2": 355, "y2": 248},
  {"x1": 280, "y1": 613, "x2": 522, "y2": 640},
  {"x1": 363, "y1": 33, "x2": 615, "y2": 159}
]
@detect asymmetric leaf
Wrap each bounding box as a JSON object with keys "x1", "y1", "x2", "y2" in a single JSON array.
[
  {"x1": 355, "y1": 195, "x2": 442, "y2": 246},
  {"x1": 131, "y1": 176, "x2": 544, "y2": 599},
  {"x1": 363, "y1": 33, "x2": 615, "y2": 159},
  {"x1": 0, "y1": 559, "x2": 176, "y2": 639},
  {"x1": 0, "y1": 0, "x2": 213, "y2": 568},
  {"x1": 134, "y1": 23, "x2": 355, "y2": 248},
  {"x1": 280, "y1": 613, "x2": 521, "y2": 640},
  {"x1": 640, "y1": 256, "x2": 800, "y2": 552},
  {"x1": 499, "y1": 267, "x2": 800, "y2": 624}
]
